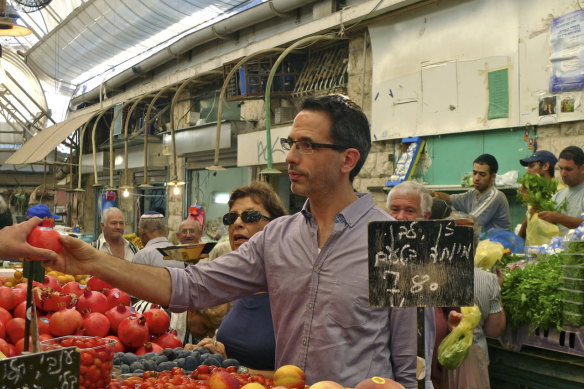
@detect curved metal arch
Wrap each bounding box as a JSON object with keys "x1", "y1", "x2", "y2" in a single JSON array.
[
  {"x1": 263, "y1": 35, "x2": 339, "y2": 173},
  {"x1": 91, "y1": 109, "x2": 112, "y2": 186},
  {"x1": 140, "y1": 84, "x2": 177, "y2": 188},
  {"x1": 168, "y1": 70, "x2": 222, "y2": 182},
  {"x1": 108, "y1": 98, "x2": 142, "y2": 189},
  {"x1": 121, "y1": 94, "x2": 156, "y2": 189},
  {"x1": 208, "y1": 48, "x2": 285, "y2": 171}
]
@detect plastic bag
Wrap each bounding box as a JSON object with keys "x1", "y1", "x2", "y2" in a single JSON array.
[
  {"x1": 495, "y1": 170, "x2": 519, "y2": 187},
  {"x1": 438, "y1": 305, "x2": 481, "y2": 370},
  {"x1": 526, "y1": 213, "x2": 559, "y2": 246},
  {"x1": 474, "y1": 240, "x2": 505, "y2": 269},
  {"x1": 483, "y1": 228, "x2": 525, "y2": 254}
]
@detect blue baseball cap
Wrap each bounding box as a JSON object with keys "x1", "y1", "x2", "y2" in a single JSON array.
[
  {"x1": 26, "y1": 204, "x2": 59, "y2": 219},
  {"x1": 520, "y1": 150, "x2": 558, "y2": 167}
]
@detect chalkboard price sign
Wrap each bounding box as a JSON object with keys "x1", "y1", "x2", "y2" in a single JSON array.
[
  {"x1": 0, "y1": 347, "x2": 80, "y2": 389},
  {"x1": 368, "y1": 220, "x2": 474, "y2": 308}
]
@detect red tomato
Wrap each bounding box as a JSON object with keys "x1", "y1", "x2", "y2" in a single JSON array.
[{"x1": 26, "y1": 227, "x2": 63, "y2": 257}]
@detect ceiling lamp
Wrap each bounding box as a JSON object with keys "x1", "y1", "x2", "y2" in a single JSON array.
[{"x1": 0, "y1": 1, "x2": 32, "y2": 36}]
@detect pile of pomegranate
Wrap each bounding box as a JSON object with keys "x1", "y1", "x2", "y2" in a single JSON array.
[{"x1": 0, "y1": 275, "x2": 182, "y2": 357}]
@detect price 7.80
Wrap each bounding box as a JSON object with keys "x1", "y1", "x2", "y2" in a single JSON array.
[{"x1": 383, "y1": 271, "x2": 439, "y2": 294}]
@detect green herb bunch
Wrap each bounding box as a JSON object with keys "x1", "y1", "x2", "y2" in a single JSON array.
[
  {"x1": 501, "y1": 254, "x2": 563, "y2": 331},
  {"x1": 516, "y1": 173, "x2": 566, "y2": 212}
]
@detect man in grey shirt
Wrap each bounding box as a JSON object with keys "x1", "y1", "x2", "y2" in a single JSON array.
[
  {"x1": 132, "y1": 211, "x2": 185, "y2": 269},
  {"x1": 432, "y1": 154, "x2": 510, "y2": 233},
  {"x1": 42, "y1": 95, "x2": 418, "y2": 388}
]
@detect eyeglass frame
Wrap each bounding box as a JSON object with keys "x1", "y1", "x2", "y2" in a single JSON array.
[
  {"x1": 280, "y1": 137, "x2": 350, "y2": 154},
  {"x1": 222, "y1": 210, "x2": 274, "y2": 226}
]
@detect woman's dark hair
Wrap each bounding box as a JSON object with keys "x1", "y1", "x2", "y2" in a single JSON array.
[
  {"x1": 301, "y1": 94, "x2": 371, "y2": 181},
  {"x1": 228, "y1": 181, "x2": 288, "y2": 218}
]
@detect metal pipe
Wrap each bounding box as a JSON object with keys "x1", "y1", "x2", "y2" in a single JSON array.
[{"x1": 208, "y1": 48, "x2": 285, "y2": 170}]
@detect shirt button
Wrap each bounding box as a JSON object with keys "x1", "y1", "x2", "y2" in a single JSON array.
[
  {"x1": 307, "y1": 303, "x2": 313, "y2": 310},
  {"x1": 313, "y1": 266, "x2": 320, "y2": 273},
  {"x1": 302, "y1": 339, "x2": 307, "y2": 346}
]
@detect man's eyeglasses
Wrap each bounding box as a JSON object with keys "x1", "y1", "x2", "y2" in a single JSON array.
[
  {"x1": 280, "y1": 138, "x2": 349, "y2": 155},
  {"x1": 222, "y1": 210, "x2": 273, "y2": 226}
]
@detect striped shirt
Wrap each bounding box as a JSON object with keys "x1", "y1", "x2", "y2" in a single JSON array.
[
  {"x1": 451, "y1": 186, "x2": 511, "y2": 232},
  {"x1": 91, "y1": 234, "x2": 138, "y2": 262},
  {"x1": 473, "y1": 267, "x2": 503, "y2": 362}
]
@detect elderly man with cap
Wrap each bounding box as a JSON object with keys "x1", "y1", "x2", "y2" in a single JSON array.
[
  {"x1": 92, "y1": 207, "x2": 138, "y2": 261},
  {"x1": 132, "y1": 211, "x2": 185, "y2": 269},
  {"x1": 517, "y1": 150, "x2": 559, "y2": 240}
]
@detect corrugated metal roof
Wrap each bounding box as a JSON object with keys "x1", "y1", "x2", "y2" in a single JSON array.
[{"x1": 7, "y1": 0, "x2": 262, "y2": 87}]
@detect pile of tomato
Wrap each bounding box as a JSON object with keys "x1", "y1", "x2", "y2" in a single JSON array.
[
  {"x1": 42, "y1": 336, "x2": 115, "y2": 389},
  {"x1": 108, "y1": 365, "x2": 274, "y2": 389}
]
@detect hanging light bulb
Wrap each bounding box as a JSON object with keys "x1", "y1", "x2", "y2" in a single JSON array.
[
  {"x1": 122, "y1": 188, "x2": 130, "y2": 198},
  {"x1": 173, "y1": 185, "x2": 181, "y2": 195}
]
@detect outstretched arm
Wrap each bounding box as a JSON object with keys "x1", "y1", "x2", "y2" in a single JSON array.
[{"x1": 44, "y1": 235, "x2": 172, "y2": 306}]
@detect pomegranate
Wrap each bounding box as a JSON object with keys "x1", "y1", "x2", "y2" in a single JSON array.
[
  {"x1": 0, "y1": 338, "x2": 10, "y2": 356},
  {"x1": 0, "y1": 307, "x2": 12, "y2": 325},
  {"x1": 104, "y1": 288, "x2": 131, "y2": 309},
  {"x1": 14, "y1": 283, "x2": 27, "y2": 291},
  {"x1": 0, "y1": 287, "x2": 20, "y2": 311},
  {"x1": 76, "y1": 289, "x2": 109, "y2": 315},
  {"x1": 6, "y1": 317, "x2": 25, "y2": 344},
  {"x1": 33, "y1": 275, "x2": 62, "y2": 292},
  {"x1": 153, "y1": 332, "x2": 183, "y2": 349},
  {"x1": 38, "y1": 316, "x2": 51, "y2": 335},
  {"x1": 0, "y1": 320, "x2": 5, "y2": 340},
  {"x1": 117, "y1": 315, "x2": 150, "y2": 348},
  {"x1": 105, "y1": 305, "x2": 137, "y2": 334},
  {"x1": 105, "y1": 335, "x2": 125, "y2": 353},
  {"x1": 87, "y1": 276, "x2": 114, "y2": 291},
  {"x1": 135, "y1": 341, "x2": 164, "y2": 355},
  {"x1": 61, "y1": 281, "x2": 86, "y2": 296},
  {"x1": 13, "y1": 301, "x2": 27, "y2": 319},
  {"x1": 33, "y1": 286, "x2": 78, "y2": 312},
  {"x1": 143, "y1": 305, "x2": 170, "y2": 334},
  {"x1": 82, "y1": 312, "x2": 110, "y2": 337},
  {"x1": 49, "y1": 308, "x2": 83, "y2": 336}
]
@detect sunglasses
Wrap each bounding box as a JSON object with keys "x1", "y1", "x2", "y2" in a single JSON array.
[{"x1": 222, "y1": 210, "x2": 273, "y2": 226}]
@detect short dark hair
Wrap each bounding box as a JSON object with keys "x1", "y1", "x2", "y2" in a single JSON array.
[
  {"x1": 228, "y1": 181, "x2": 288, "y2": 219},
  {"x1": 301, "y1": 95, "x2": 371, "y2": 181},
  {"x1": 559, "y1": 146, "x2": 584, "y2": 166},
  {"x1": 474, "y1": 154, "x2": 499, "y2": 174}
]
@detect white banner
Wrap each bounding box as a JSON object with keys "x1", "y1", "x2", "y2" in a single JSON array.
[{"x1": 237, "y1": 126, "x2": 291, "y2": 166}]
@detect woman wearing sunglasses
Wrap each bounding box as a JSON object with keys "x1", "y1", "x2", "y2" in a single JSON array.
[{"x1": 194, "y1": 181, "x2": 287, "y2": 377}]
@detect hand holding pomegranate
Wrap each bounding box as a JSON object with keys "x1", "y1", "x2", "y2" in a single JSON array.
[{"x1": 0, "y1": 218, "x2": 58, "y2": 260}]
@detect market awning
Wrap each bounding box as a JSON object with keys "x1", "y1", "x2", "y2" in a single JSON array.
[{"x1": 4, "y1": 111, "x2": 96, "y2": 165}]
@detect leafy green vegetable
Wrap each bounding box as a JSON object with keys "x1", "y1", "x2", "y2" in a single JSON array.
[
  {"x1": 501, "y1": 254, "x2": 563, "y2": 331},
  {"x1": 516, "y1": 173, "x2": 567, "y2": 212}
]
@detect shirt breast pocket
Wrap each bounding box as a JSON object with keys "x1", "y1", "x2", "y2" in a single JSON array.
[{"x1": 326, "y1": 279, "x2": 370, "y2": 328}]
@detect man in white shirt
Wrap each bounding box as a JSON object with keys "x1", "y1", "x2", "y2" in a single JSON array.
[{"x1": 92, "y1": 207, "x2": 137, "y2": 261}]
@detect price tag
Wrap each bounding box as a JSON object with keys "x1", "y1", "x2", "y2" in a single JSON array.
[
  {"x1": 0, "y1": 347, "x2": 80, "y2": 389},
  {"x1": 368, "y1": 220, "x2": 474, "y2": 308}
]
